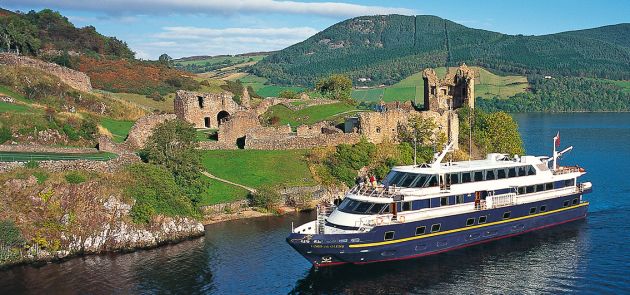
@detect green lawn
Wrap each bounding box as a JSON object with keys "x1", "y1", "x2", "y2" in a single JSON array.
[
  {"x1": 201, "y1": 149, "x2": 316, "y2": 189},
  {"x1": 198, "y1": 175, "x2": 250, "y2": 206},
  {"x1": 103, "y1": 91, "x2": 174, "y2": 112},
  {"x1": 264, "y1": 102, "x2": 357, "y2": 126},
  {"x1": 0, "y1": 151, "x2": 118, "y2": 162},
  {"x1": 196, "y1": 129, "x2": 218, "y2": 142},
  {"x1": 100, "y1": 118, "x2": 134, "y2": 143}
]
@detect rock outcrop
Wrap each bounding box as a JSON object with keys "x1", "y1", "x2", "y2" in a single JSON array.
[{"x1": 0, "y1": 53, "x2": 92, "y2": 92}]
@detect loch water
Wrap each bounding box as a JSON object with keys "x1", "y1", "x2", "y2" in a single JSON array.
[{"x1": 1, "y1": 113, "x2": 630, "y2": 294}]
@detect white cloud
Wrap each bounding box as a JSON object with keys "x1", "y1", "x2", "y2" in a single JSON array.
[
  {"x1": 6, "y1": 0, "x2": 415, "y2": 17},
  {"x1": 134, "y1": 25, "x2": 319, "y2": 59}
]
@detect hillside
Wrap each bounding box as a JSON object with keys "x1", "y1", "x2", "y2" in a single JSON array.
[
  {"x1": 0, "y1": 9, "x2": 200, "y2": 97},
  {"x1": 251, "y1": 15, "x2": 630, "y2": 86}
]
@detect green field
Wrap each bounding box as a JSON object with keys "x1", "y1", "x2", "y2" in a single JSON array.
[
  {"x1": 199, "y1": 176, "x2": 250, "y2": 206},
  {"x1": 175, "y1": 55, "x2": 266, "y2": 67},
  {"x1": 0, "y1": 85, "x2": 29, "y2": 103},
  {"x1": 236, "y1": 74, "x2": 305, "y2": 97},
  {"x1": 103, "y1": 91, "x2": 174, "y2": 112},
  {"x1": 264, "y1": 102, "x2": 359, "y2": 127},
  {"x1": 351, "y1": 66, "x2": 528, "y2": 103},
  {"x1": 201, "y1": 149, "x2": 316, "y2": 189},
  {"x1": 604, "y1": 79, "x2": 630, "y2": 93},
  {"x1": 100, "y1": 118, "x2": 134, "y2": 143},
  {"x1": 0, "y1": 151, "x2": 117, "y2": 162}
]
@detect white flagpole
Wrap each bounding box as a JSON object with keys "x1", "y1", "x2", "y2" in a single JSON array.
[{"x1": 552, "y1": 133, "x2": 558, "y2": 171}]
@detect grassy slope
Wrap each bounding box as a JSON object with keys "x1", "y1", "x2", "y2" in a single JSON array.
[
  {"x1": 351, "y1": 66, "x2": 528, "y2": 103},
  {"x1": 100, "y1": 118, "x2": 134, "y2": 143},
  {"x1": 201, "y1": 150, "x2": 316, "y2": 189},
  {"x1": 264, "y1": 102, "x2": 358, "y2": 126},
  {"x1": 199, "y1": 175, "x2": 250, "y2": 206}
]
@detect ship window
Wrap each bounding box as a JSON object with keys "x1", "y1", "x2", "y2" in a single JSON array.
[
  {"x1": 401, "y1": 174, "x2": 417, "y2": 187},
  {"x1": 526, "y1": 186, "x2": 535, "y2": 194},
  {"x1": 485, "y1": 170, "x2": 496, "y2": 180},
  {"x1": 518, "y1": 187, "x2": 526, "y2": 195},
  {"x1": 449, "y1": 173, "x2": 460, "y2": 184},
  {"x1": 508, "y1": 167, "x2": 517, "y2": 177},
  {"x1": 440, "y1": 197, "x2": 449, "y2": 206},
  {"x1": 540, "y1": 205, "x2": 547, "y2": 212},
  {"x1": 353, "y1": 202, "x2": 373, "y2": 213},
  {"x1": 462, "y1": 172, "x2": 472, "y2": 183},
  {"x1": 339, "y1": 199, "x2": 359, "y2": 211},
  {"x1": 572, "y1": 198, "x2": 578, "y2": 205},
  {"x1": 369, "y1": 203, "x2": 387, "y2": 214},
  {"x1": 415, "y1": 226, "x2": 426, "y2": 236},
  {"x1": 497, "y1": 169, "x2": 507, "y2": 179},
  {"x1": 536, "y1": 184, "x2": 544, "y2": 192},
  {"x1": 565, "y1": 179, "x2": 575, "y2": 187},
  {"x1": 518, "y1": 166, "x2": 527, "y2": 176},
  {"x1": 478, "y1": 215, "x2": 487, "y2": 224},
  {"x1": 455, "y1": 195, "x2": 464, "y2": 204},
  {"x1": 384, "y1": 231, "x2": 395, "y2": 241},
  {"x1": 391, "y1": 173, "x2": 408, "y2": 186},
  {"x1": 503, "y1": 211, "x2": 511, "y2": 219},
  {"x1": 402, "y1": 202, "x2": 412, "y2": 211},
  {"x1": 412, "y1": 175, "x2": 428, "y2": 187},
  {"x1": 474, "y1": 171, "x2": 484, "y2": 182},
  {"x1": 546, "y1": 183, "x2": 554, "y2": 190},
  {"x1": 530, "y1": 207, "x2": 537, "y2": 214},
  {"x1": 431, "y1": 223, "x2": 441, "y2": 232},
  {"x1": 563, "y1": 200, "x2": 570, "y2": 207},
  {"x1": 382, "y1": 205, "x2": 390, "y2": 213},
  {"x1": 466, "y1": 218, "x2": 475, "y2": 226},
  {"x1": 527, "y1": 166, "x2": 536, "y2": 175},
  {"x1": 427, "y1": 175, "x2": 438, "y2": 187}
]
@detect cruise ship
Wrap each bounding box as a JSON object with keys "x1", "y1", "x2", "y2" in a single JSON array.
[{"x1": 287, "y1": 136, "x2": 592, "y2": 267}]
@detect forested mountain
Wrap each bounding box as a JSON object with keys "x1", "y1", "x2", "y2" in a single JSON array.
[
  {"x1": 0, "y1": 9, "x2": 134, "y2": 58},
  {"x1": 250, "y1": 15, "x2": 630, "y2": 86}
]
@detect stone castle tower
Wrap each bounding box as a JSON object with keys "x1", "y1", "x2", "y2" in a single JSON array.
[{"x1": 422, "y1": 64, "x2": 475, "y2": 112}]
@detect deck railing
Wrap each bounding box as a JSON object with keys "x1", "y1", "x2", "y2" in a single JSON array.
[{"x1": 348, "y1": 184, "x2": 402, "y2": 198}]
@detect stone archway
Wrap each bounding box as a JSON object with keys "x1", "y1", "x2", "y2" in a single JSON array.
[{"x1": 217, "y1": 111, "x2": 230, "y2": 126}]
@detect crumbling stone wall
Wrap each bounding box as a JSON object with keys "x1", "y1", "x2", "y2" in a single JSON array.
[
  {"x1": 216, "y1": 111, "x2": 260, "y2": 145},
  {"x1": 125, "y1": 114, "x2": 176, "y2": 149},
  {"x1": 0, "y1": 53, "x2": 92, "y2": 92},
  {"x1": 245, "y1": 133, "x2": 360, "y2": 150},
  {"x1": 357, "y1": 110, "x2": 459, "y2": 148},
  {"x1": 174, "y1": 90, "x2": 242, "y2": 129},
  {"x1": 423, "y1": 64, "x2": 475, "y2": 112}
]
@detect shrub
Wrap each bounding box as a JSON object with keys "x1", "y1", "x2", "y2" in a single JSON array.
[
  {"x1": 79, "y1": 118, "x2": 98, "y2": 140},
  {"x1": 63, "y1": 124, "x2": 80, "y2": 141},
  {"x1": 125, "y1": 163, "x2": 199, "y2": 224},
  {"x1": 279, "y1": 89, "x2": 298, "y2": 99},
  {"x1": 249, "y1": 185, "x2": 283, "y2": 211},
  {"x1": 0, "y1": 220, "x2": 25, "y2": 247},
  {"x1": 148, "y1": 91, "x2": 164, "y2": 101},
  {"x1": 0, "y1": 127, "x2": 11, "y2": 144},
  {"x1": 65, "y1": 171, "x2": 86, "y2": 184},
  {"x1": 25, "y1": 160, "x2": 39, "y2": 169},
  {"x1": 33, "y1": 171, "x2": 48, "y2": 184}
]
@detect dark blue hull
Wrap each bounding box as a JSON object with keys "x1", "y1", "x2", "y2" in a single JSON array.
[{"x1": 287, "y1": 193, "x2": 589, "y2": 267}]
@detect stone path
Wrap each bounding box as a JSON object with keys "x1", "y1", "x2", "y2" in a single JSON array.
[{"x1": 202, "y1": 171, "x2": 257, "y2": 193}]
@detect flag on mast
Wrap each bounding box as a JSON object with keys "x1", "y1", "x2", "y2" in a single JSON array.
[{"x1": 554, "y1": 132, "x2": 560, "y2": 147}]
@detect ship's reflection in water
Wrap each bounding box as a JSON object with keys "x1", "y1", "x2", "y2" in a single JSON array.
[{"x1": 291, "y1": 221, "x2": 589, "y2": 294}]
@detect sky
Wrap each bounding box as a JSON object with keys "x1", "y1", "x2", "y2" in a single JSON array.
[{"x1": 2, "y1": 0, "x2": 629, "y2": 60}]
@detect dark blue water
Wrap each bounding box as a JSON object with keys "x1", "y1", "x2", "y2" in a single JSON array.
[{"x1": 2, "y1": 113, "x2": 630, "y2": 294}]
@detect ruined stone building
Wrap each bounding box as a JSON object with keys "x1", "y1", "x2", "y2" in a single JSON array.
[
  {"x1": 174, "y1": 90, "x2": 242, "y2": 129},
  {"x1": 422, "y1": 64, "x2": 475, "y2": 112}
]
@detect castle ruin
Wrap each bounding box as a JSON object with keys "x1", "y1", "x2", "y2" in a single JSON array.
[
  {"x1": 174, "y1": 90, "x2": 242, "y2": 129},
  {"x1": 423, "y1": 64, "x2": 475, "y2": 112}
]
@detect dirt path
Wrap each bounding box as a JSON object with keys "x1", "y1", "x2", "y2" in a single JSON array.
[{"x1": 201, "y1": 171, "x2": 257, "y2": 193}]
